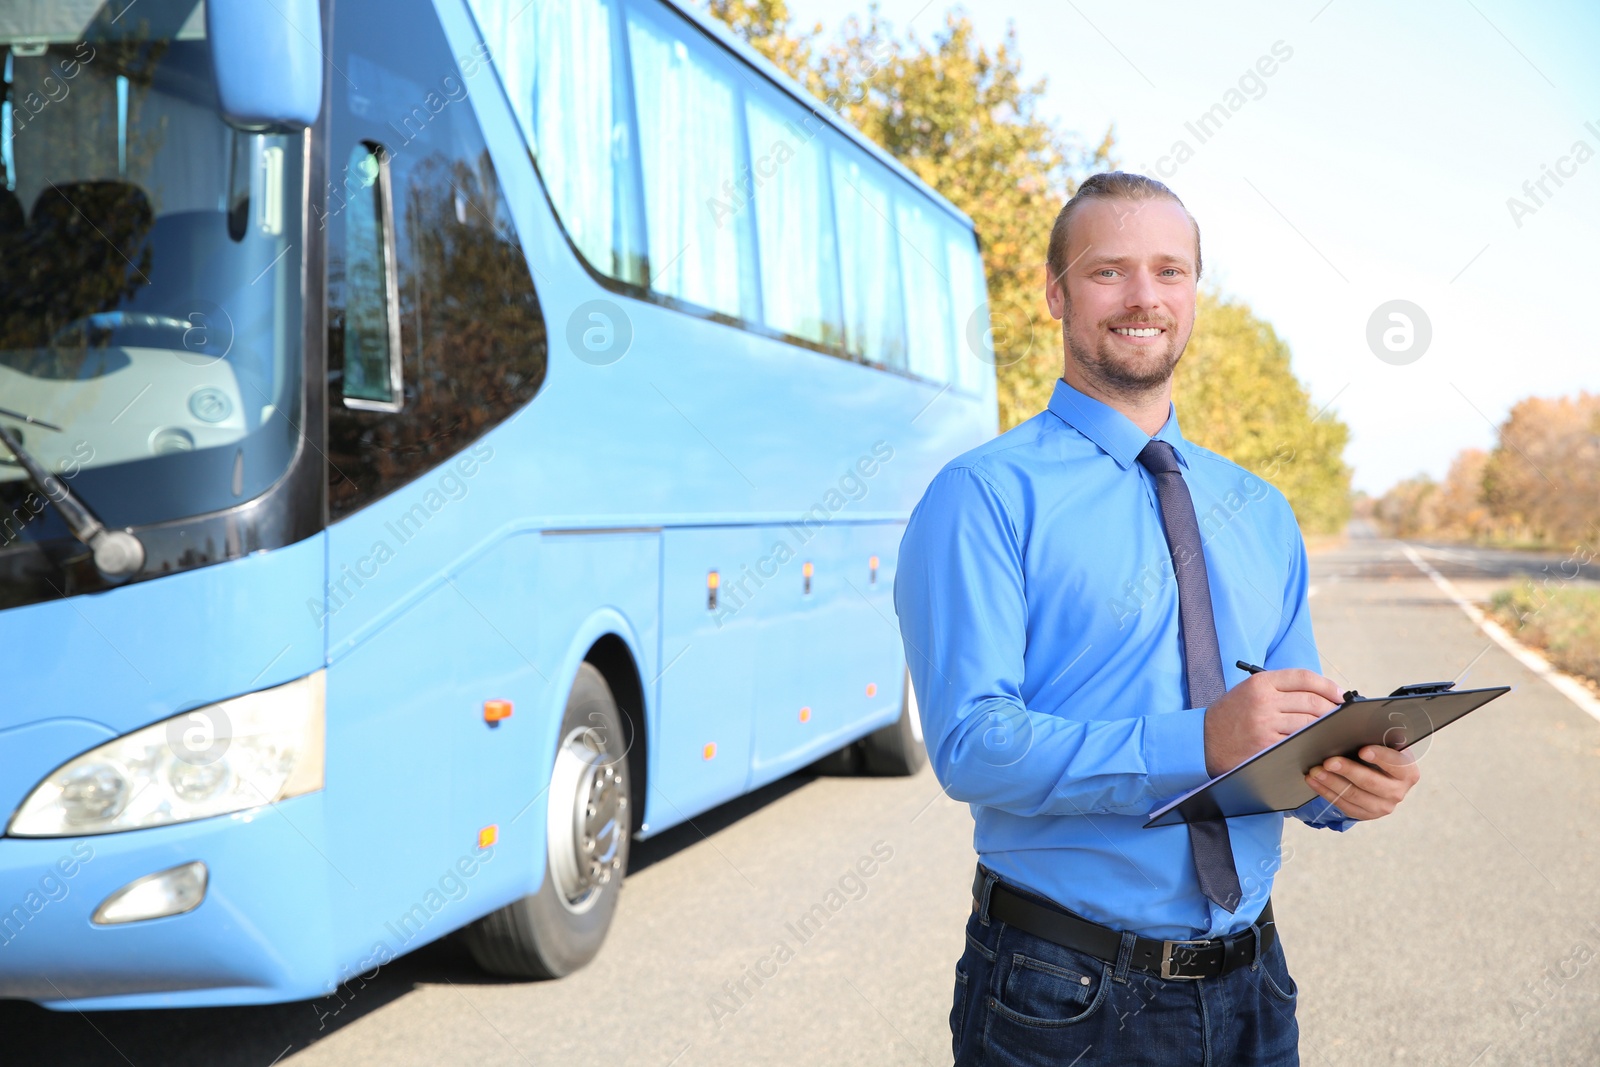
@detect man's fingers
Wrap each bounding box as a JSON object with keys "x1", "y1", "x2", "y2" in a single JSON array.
[
  {"x1": 1305, "y1": 771, "x2": 1395, "y2": 825},
  {"x1": 1306, "y1": 771, "x2": 1387, "y2": 820},
  {"x1": 1318, "y1": 756, "x2": 1407, "y2": 800},
  {"x1": 1268, "y1": 668, "x2": 1345, "y2": 706},
  {"x1": 1274, "y1": 710, "x2": 1322, "y2": 735},
  {"x1": 1260, "y1": 687, "x2": 1337, "y2": 723},
  {"x1": 1277, "y1": 691, "x2": 1340, "y2": 716},
  {"x1": 1305, "y1": 744, "x2": 1420, "y2": 821},
  {"x1": 1358, "y1": 744, "x2": 1420, "y2": 783},
  {"x1": 1270, "y1": 694, "x2": 1339, "y2": 733}
]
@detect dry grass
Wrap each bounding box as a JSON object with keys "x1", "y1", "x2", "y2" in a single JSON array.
[{"x1": 1490, "y1": 584, "x2": 1600, "y2": 686}]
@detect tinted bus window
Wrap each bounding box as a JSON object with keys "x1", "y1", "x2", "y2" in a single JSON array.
[
  {"x1": 466, "y1": 0, "x2": 983, "y2": 392},
  {"x1": 944, "y1": 224, "x2": 989, "y2": 393},
  {"x1": 894, "y1": 197, "x2": 955, "y2": 384},
  {"x1": 626, "y1": 4, "x2": 757, "y2": 322},
  {"x1": 830, "y1": 151, "x2": 907, "y2": 370},
  {"x1": 467, "y1": 0, "x2": 647, "y2": 285},
  {"x1": 327, "y1": 0, "x2": 549, "y2": 518},
  {"x1": 745, "y1": 92, "x2": 842, "y2": 347},
  {"x1": 340, "y1": 143, "x2": 401, "y2": 409}
]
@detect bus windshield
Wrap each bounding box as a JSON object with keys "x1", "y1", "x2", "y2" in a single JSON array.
[{"x1": 0, "y1": 0, "x2": 305, "y2": 535}]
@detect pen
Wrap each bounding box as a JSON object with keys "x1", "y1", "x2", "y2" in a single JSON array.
[{"x1": 1238, "y1": 658, "x2": 1357, "y2": 701}]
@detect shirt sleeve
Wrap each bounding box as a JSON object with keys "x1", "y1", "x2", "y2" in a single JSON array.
[
  {"x1": 893, "y1": 465, "x2": 1210, "y2": 819},
  {"x1": 1293, "y1": 795, "x2": 1353, "y2": 829},
  {"x1": 1263, "y1": 522, "x2": 1357, "y2": 833}
]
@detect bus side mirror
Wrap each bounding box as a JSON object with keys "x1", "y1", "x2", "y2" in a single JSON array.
[{"x1": 207, "y1": 0, "x2": 324, "y2": 131}]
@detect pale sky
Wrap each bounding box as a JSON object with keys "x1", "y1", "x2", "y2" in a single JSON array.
[{"x1": 775, "y1": 0, "x2": 1600, "y2": 494}]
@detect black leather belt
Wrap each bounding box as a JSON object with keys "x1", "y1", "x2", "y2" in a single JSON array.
[{"x1": 972, "y1": 865, "x2": 1276, "y2": 981}]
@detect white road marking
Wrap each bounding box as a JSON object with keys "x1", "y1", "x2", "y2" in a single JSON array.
[
  {"x1": 1401, "y1": 543, "x2": 1600, "y2": 724},
  {"x1": 1418, "y1": 545, "x2": 1479, "y2": 564}
]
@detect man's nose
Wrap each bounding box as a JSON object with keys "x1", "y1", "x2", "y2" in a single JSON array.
[{"x1": 1124, "y1": 269, "x2": 1164, "y2": 309}]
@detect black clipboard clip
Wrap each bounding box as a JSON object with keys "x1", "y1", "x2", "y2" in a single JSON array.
[
  {"x1": 1338, "y1": 681, "x2": 1456, "y2": 702},
  {"x1": 1387, "y1": 681, "x2": 1456, "y2": 697}
]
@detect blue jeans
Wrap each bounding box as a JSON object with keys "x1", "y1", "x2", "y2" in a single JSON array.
[{"x1": 952, "y1": 875, "x2": 1299, "y2": 1066}]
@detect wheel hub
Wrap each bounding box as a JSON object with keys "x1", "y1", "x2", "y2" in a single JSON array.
[{"x1": 547, "y1": 724, "x2": 628, "y2": 913}]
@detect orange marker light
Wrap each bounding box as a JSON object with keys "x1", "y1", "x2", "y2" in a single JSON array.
[
  {"x1": 478, "y1": 825, "x2": 498, "y2": 848},
  {"x1": 484, "y1": 699, "x2": 513, "y2": 724},
  {"x1": 802, "y1": 560, "x2": 813, "y2": 595},
  {"x1": 866, "y1": 683, "x2": 877, "y2": 698},
  {"x1": 799, "y1": 706, "x2": 811, "y2": 723},
  {"x1": 869, "y1": 555, "x2": 879, "y2": 584},
  {"x1": 703, "y1": 742, "x2": 717, "y2": 760},
  {"x1": 707, "y1": 570, "x2": 719, "y2": 610}
]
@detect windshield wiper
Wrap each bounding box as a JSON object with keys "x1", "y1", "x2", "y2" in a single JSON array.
[{"x1": 0, "y1": 409, "x2": 145, "y2": 581}]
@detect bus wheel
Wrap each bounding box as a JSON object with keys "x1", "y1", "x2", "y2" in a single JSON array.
[
  {"x1": 858, "y1": 669, "x2": 928, "y2": 776},
  {"x1": 464, "y1": 663, "x2": 631, "y2": 979}
]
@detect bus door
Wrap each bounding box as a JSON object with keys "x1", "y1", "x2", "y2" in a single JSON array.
[{"x1": 649, "y1": 526, "x2": 765, "y2": 827}]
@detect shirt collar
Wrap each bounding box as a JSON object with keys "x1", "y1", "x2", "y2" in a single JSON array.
[{"x1": 1045, "y1": 377, "x2": 1191, "y2": 470}]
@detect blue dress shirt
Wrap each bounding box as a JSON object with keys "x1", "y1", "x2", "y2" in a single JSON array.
[{"x1": 895, "y1": 378, "x2": 1352, "y2": 940}]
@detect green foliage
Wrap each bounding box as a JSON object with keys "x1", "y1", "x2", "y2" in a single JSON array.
[
  {"x1": 711, "y1": 0, "x2": 1352, "y2": 533},
  {"x1": 1173, "y1": 291, "x2": 1351, "y2": 534}
]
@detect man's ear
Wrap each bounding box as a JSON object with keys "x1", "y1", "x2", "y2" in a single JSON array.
[{"x1": 1044, "y1": 262, "x2": 1066, "y2": 321}]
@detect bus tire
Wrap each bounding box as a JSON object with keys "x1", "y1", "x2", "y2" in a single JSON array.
[
  {"x1": 857, "y1": 670, "x2": 927, "y2": 776},
  {"x1": 464, "y1": 663, "x2": 631, "y2": 979}
]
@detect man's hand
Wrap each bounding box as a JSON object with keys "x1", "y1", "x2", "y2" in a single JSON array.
[
  {"x1": 1203, "y1": 669, "x2": 1344, "y2": 777},
  {"x1": 1305, "y1": 745, "x2": 1420, "y2": 820}
]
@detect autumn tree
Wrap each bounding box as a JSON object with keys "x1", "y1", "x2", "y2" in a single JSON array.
[
  {"x1": 1431, "y1": 449, "x2": 1495, "y2": 540},
  {"x1": 1371, "y1": 454, "x2": 1494, "y2": 542},
  {"x1": 1482, "y1": 393, "x2": 1600, "y2": 547},
  {"x1": 711, "y1": 0, "x2": 1353, "y2": 532},
  {"x1": 1375, "y1": 394, "x2": 1599, "y2": 548},
  {"x1": 1373, "y1": 476, "x2": 1440, "y2": 540}
]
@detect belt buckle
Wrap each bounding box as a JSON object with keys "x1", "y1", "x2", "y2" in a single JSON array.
[{"x1": 1160, "y1": 939, "x2": 1210, "y2": 980}]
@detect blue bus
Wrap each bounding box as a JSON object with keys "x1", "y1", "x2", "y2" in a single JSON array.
[{"x1": 0, "y1": 0, "x2": 996, "y2": 1008}]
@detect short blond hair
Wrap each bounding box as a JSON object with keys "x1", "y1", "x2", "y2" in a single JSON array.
[{"x1": 1046, "y1": 171, "x2": 1202, "y2": 286}]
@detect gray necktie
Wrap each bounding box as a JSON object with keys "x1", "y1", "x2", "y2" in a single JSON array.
[{"x1": 1136, "y1": 439, "x2": 1244, "y2": 913}]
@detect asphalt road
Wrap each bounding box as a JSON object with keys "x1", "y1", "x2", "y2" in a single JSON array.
[{"x1": 6, "y1": 531, "x2": 1600, "y2": 1066}]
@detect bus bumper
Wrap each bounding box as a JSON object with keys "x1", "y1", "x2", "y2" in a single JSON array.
[{"x1": 0, "y1": 793, "x2": 342, "y2": 1010}]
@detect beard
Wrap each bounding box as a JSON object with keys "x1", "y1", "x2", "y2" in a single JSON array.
[{"x1": 1063, "y1": 305, "x2": 1186, "y2": 396}]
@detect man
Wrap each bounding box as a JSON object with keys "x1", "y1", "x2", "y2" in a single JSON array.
[{"x1": 894, "y1": 171, "x2": 1419, "y2": 1066}]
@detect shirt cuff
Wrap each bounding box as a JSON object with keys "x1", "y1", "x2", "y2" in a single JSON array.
[
  {"x1": 1143, "y1": 705, "x2": 1211, "y2": 798},
  {"x1": 1293, "y1": 797, "x2": 1356, "y2": 831}
]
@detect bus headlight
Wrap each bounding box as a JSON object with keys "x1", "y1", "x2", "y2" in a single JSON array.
[{"x1": 7, "y1": 672, "x2": 325, "y2": 837}]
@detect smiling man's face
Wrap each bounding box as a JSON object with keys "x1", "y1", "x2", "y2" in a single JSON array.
[{"x1": 1044, "y1": 196, "x2": 1199, "y2": 400}]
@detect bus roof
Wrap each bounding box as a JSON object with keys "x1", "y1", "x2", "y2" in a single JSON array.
[{"x1": 663, "y1": 0, "x2": 977, "y2": 233}]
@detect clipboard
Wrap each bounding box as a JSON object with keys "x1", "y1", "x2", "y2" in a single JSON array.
[{"x1": 1142, "y1": 681, "x2": 1511, "y2": 828}]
